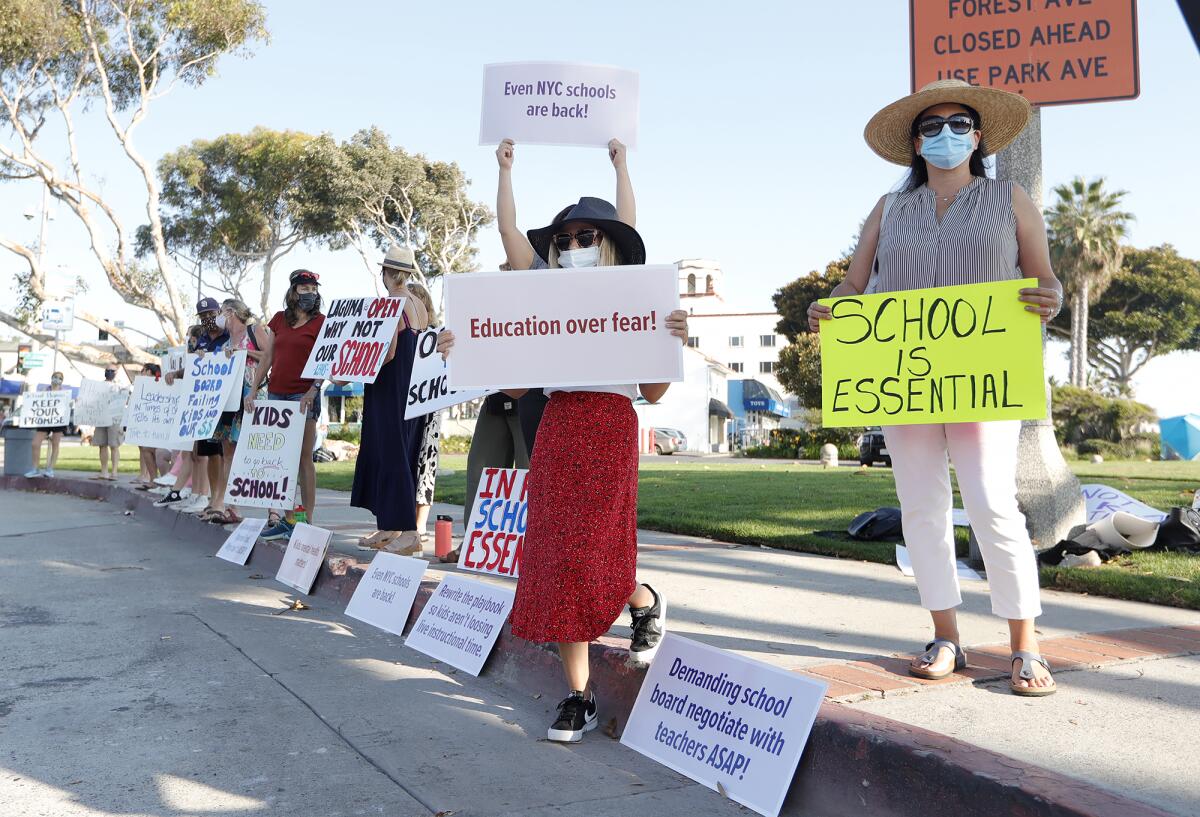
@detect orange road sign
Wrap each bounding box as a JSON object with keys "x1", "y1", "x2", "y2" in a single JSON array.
[{"x1": 911, "y1": 0, "x2": 1139, "y2": 107}]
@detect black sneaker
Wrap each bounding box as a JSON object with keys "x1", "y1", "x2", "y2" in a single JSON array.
[
  {"x1": 629, "y1": 585, "x2": 666, "y2": 666},
  {"x1": 153, "y1": 490, "x2": 184, "y2": 508},
  {"x1": 547, "y1": 691, "x2": 597, "y2": 743}
]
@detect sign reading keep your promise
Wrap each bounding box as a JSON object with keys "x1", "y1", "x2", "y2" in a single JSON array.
[{"x1": 819, "y1": 279, "x2": 1046, "y2": 427}]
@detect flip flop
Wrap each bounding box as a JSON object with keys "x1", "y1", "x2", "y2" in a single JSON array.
[
  {"x1": 357, "y1": 530, "x2": 398, "y2": 550},
  {"x1": 1010, "y1": 651, "x2": 1057, "y2": 697},
  {"x1": 908, "y1": 638, "x2": 967, "y2": 680}
]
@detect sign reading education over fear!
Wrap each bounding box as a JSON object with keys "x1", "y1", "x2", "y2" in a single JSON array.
[
  {"x1": 910, "y1": 0, "x2": 1139, "y2": 107},
  {"x1": 444, "y1": 265, "x2": 682, "y2": 390},
  {"x1": 404, "y1": 574, "x2": 515, "y2": 676},
  {"x1": 404, "y1": 328, "x2": 490, "y2": 420},
  {"x1": 458, "y1": 467, "x2": 527, "y2": 579},
  {"x1": 123, "y1": 376, "x2": 186, "y2": 449},
  {"x1": 479, "y1": 61, "x2": 639, "y2": 149},
  {"x1": 301, "y1": 296, "x2": 406, "y2": 384},
  {"x1": 621, "y1": 634, "x2": 827, "y2": 817},
  {"x1": 223, "y1": 400, "x2": 305, "y2": 509},
  {"x1": 19, "y1": 390, "x2": 71, "y2": 428},
  {"x1": 819, "y1": 279, "x2": 1046, "y2": 427}
]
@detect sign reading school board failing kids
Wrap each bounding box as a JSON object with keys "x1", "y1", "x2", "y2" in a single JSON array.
[{"x1": 818, "y1": 279, "x2": 1046, "y2": 428}]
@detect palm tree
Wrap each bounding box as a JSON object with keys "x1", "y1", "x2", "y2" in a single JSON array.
[{"x1": 1046, "y1": 177, "x2": 1133, "y2": 387}]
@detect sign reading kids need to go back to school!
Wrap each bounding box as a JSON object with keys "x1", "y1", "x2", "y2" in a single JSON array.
[
  {"x1": 622, "y1": 635, "x2": 827, "y2": 817},
  {"x1": 479, "y1": 61, "x2": 639, "y2": 149},
  {"x1": 818, "y1": 279, "x2": 1046, "y2": 428}
]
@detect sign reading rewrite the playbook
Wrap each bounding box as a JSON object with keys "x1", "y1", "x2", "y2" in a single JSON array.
[
  {"x1": 301, "y1": 296, "x2": 406, "y2": 384},
  {"x1": 819, "y1": 279, "x2": 1046, "y2": 427},
  {"x1": 223, "y1": 401, "x2": 305, "y2": 509},
  {"x1": 123, "y1": 376, "x2": 185, "y2": 449},
  {"x1": 404, "y1": 328, "x2": 490, "y2": 420},
  {"x1": 458, "y1": 467, "x2": 526, "y2": 579},
  {"x1": 622, "y1": 634, "x2": 827, "y2": 817},
  {"x1": 479, "y1": 61, "x2": 639, "y2": 149},
  {"x1": 176, "y1": 351, "x2": 246, "y2": 442},
  {"x1": 404, "y1": 574, "x2": 515, "y2": 676}
]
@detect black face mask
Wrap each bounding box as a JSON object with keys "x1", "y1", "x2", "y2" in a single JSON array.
[
  {"x1": 297, "y1": 292, "x2": 319, "y2": 312},
  {"x1": 201, "y1": 316, "x2": 219, "y2": 332}
]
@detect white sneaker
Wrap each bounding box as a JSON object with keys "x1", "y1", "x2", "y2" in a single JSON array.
[
  {"x1": 23, "y1": 468, "x2": 41, "y2": 478},
  {"x1": 154, "y1": 474, "x2": 176, "y2": 486},
  {"x1": 148, "y1": 486, "x2": 170, "y2": 496},
  {"x1": 179, "y1": 495, "x2": 210, "y2": 514}
]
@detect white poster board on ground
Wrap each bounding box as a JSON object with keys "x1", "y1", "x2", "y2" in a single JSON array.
[
  {"x1": 174, "y1": 351, "x2": 246, "y2": 443},
  {"x1": 621, "y1": 634, "x2": 827, "y2": 817},
  {"x1": 458, "y1": 467, "x2": 527, "y2": 579},
  {"x1": 215, "y1": 518, "x2": 269, "y2": 565},
  {"x1": 221, "y1": 354, "x2": 246, "y2": 412},
  {"x1": 444, "y1": 265, "x2": 682, "y2": 390},
  {"x1": 344, "y1": 552, "x2": 428, "y2": 637},
  {"x1": 223, "y1": 401, "x2": 305, "y2": 509},
  {"x1": 123, "y1": 377, "x2": 187, "y2": 450},
  {"x1": 404, "y1": 574, "x2": 515, "y2": 676},
  {"x1": 300, "y1": 296, "x2": 406, "y2": 383},
  {"x1": 74, "y1": 379, "x2": 117, "y2": 426},
  {"x1": 479, "y1": 61, "x2": 639, "y2": 149},
  {"x1": 19, "y1": 390, "x2": 71, "y2": 428},
  {"x1": 1081, "y1": 484, "x2": 1167, "y2": 525},
  {"x1": 275, "y1": 523, "x2": 332, "y2": 595},
  {"x1": 404, "y1": 327, "x2": 489, "y2": 420}
]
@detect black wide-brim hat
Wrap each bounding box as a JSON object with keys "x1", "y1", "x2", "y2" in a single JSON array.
[{"x1": 527, "y1": 197, "x2": 646, "y2": 266}]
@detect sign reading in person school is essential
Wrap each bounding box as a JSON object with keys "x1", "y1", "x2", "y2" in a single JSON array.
[
  {"x1": 458, "y1": 468, "x2": 526, "y2": 578},
  {"x1": 479, "y1": 62, "x2": 639, "y2": 149},
  {"x1": 444, "y1": 265, "x2": 682, "y2": 390},
  {"x1": 344, "y1": 552, "x2": 428, "y2": 637},
  {"x1": 74, "y1": 378, "x2": 119, "y2": 426},
  {"x1": 301, "y1": 297, "x2": 406, "y2": 384},
  {"x1": 404, "y1": 574, "x2": 515, "y2": 676},
  {"x1": 910, "y1": 0, "x2": 1139, "y2": 107},
  {"x1": 818, "y1": 279, "x2": 1046, "y2": 427},
  {"x1": 19, "y1": 390, "x2": 71, "y2": 428},
  {"x1": 223, "y1": 400, "x2": 305, "y2": 509},
  {"x1": 275, "y1": 523, "x2": 332, "y2": 595},
  {"x1": 174, "y1": 351, "x2": 246, "y2": 443},
  {"x1": 123, "y1": 376, "x2": 186, "y2": 449},
  {"x1": 621, "y1": 635, "x2": 827, "y2": 817},
  {"x1": 215, "y1": 517, "x2": 269, "y2": 565},
  {"x1": 404, "y1": 328, "x2": 490, "y2": 420}
]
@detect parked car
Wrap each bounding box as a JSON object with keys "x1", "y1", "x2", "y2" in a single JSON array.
[
  {"x1": 654, "y1": 427, "x2": 687, "y2": 455},
  {"x1": 857, "y1": 428, "x2": 891, "y2": 467}
]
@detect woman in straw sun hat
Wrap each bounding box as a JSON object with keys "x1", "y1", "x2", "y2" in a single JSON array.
[{"x1": 809, "y1": 79, "x2": 1064, "y2": 697}]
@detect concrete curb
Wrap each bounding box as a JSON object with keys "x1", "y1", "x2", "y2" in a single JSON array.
[{"x1": 4, "y1": 475, "x2": 1180, "y2": 817}]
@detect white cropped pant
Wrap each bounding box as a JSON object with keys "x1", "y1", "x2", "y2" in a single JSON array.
[{"x1": 883, "y1": 421, "x2": 1042, "y2": 620}]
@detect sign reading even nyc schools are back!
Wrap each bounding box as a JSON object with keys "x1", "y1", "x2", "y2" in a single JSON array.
[
  {"x1": 910, "y1": 0, "x2": 1139, "y2": 107},
  {"x1": 479, "y1": 61, "x2": 639, "y2": 149},
  {"x1": 123, "y1": 376, "x2": 186, "y2": 449},
  {"x1": 19, "y1": 390, "x2": 71, "y2": 428},
  {"x1": 175, "y1": 351, "x2": 246, "y2": 442},
  {"x1": 301, "y1": 296, "x2": 406, "y2": 384},
  {"x1": 818, "y1": 279, "x2": 1046, "y2": 427},
  {"x1": 621, "y1": 635, "x2": 827, "y2": 817},
  {"x1": 457, "y1": 468, "x2": 527, "y2": 579},
  {"x1": 404, "y1": 328, "x2": 490, "y2": 420},
  {"x1": 404, "y1": 574, "x2": 516, "y2": 676},
  {"x1": 444, "y1": 265, "x2": 682, "y2": 390},
  {"x1": 223, "y1": 401, "x2": 305, "y2": 509},
  {"x1": 344, "y1": 552, "x2": 428, "y2": 637}
]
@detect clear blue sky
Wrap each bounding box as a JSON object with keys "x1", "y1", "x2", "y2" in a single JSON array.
[{"x1": 3, "y1": 0, "x2": 1198, "y2": 413}]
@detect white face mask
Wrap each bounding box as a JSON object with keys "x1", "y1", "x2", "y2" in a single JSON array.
[
  {"x1": 215, "y1": 315, "x2": 228, "y2": 331},
  {"x1": 558, "y1": 246, "x2": 600, "y2": 268}
]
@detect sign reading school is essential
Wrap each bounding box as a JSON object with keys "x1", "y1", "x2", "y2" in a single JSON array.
[
  {"x1": 301, "y1": 296, "x2": 406, "y2": 384},
  {"x1": 215, "y1": 517, "x2": 268, "y2": 565},
  {"x1": 444, "y1": 265, "x2": 682, "y2": 390},
  {"x1": 175, "y1": 351, "x2": 246, "y2": 442},
  {"x1": 818, "y1": 279, "x2": 1046, "y2": 427},
  {"x1": 479, "y1": 61, "x2": 639, "y2": 149},
  {"x1": 458, "y1": 468, "x2": 527, "y2": 579},
  {"x1": 621, "y1": 635, "x2": 827, "y2": 817},
  {"x1": 404, "y1": 328, "x2": 490, "y2": 420},
  {"x1": 910, "y1": 0, "x2": 1139, "y2": 107},
  {"x1": 275, "y1": 523, "x2": 332, "y2": 595},
  {"x1": 404, "y1": 574, "x2": 515, "y2": 676},
  {"x1": 19, "y1": 390, "x2": 71, "y2": 428},
  {"x1": 223, "y1": 400, "x2": 305, "y2": 509},
  {"x1": 344, "y1": 552, "x2": 428, "y2": 637},
  {"x1": 123, "y1": 377, "x2": 186, "y2": 449}
]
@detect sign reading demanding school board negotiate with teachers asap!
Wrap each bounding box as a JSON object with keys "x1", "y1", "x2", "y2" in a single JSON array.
[
  {"x1": 301, "y1": 296, "x2": 406, "y2": 384},
  {"x1": 910, "y1": 0, "x2": 1139, "y2": 107},
  {"x1": 478, "y1": 61, "x2": 639, "y2": 149},
  {"x1": 458, "y1": 468, "x2": 527, "y2": 579},
  {"x1": 223, "y1": 400, "x2": 305, "y2": 509},
  {"x1": 444, "y1": 265, "x2": 682, "y2": 391},
  {"x1": 818, "y1": 279, "x2": 1046, "y2": 427},
  {"x1": 404, "y1": 328, "x2": 490, "y2": 420}
]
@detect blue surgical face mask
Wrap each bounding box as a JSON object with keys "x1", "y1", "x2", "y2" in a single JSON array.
[
  {"x1": 557, "y1": 246, "x2": 600, "y2": 268},
  {"x1": 920, "y1": 126, "x2": 976, "y2": 170}
]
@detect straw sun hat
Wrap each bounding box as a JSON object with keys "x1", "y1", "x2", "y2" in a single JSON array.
[{"x1": 864, "y1": 79, "x2": 1032, "y2": 166}]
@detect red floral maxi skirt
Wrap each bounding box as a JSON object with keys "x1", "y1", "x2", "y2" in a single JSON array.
[{"x1": 510, "y1": 391, "x2": 639, "y2": 644}]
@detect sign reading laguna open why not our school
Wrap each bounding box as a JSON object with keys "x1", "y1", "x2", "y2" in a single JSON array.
[
  {"x1": 622, "y1": 635, "x2": 827, "y2": 817},
  {"x1": 223, "y1": 400, "x2": 305, "y2": 509},
  {"x1": 910, "y1": 0, "x2": 1138, "y2": 107},
  {"x1": 404, "y1": 328, "x2": 490, "y2": 420},
  {"x1": 458, "y1": 468, "x2": 527, "y2": 579},
  {"x1": 301, "y1": 296, "x2": 406, "y2": 384},
  {"x1": 444, "y1": 265, "x2": 682, "y2": 390},
  {"x1": 404, "y1": 574, "x2": 515, "y2": 676},
  {"x1": 818, "y1": 279, "x2": 1046, "y2": 428},
  {"x1": 479, "y1": 61, "x2": 639, "y2": 149}
]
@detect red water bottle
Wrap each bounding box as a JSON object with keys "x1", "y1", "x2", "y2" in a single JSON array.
[{"x1": 435, "y1": 514, "x2": 453, "y2": 558}]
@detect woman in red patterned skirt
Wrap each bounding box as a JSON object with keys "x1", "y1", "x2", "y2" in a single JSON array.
[{"x1": 439, "y1": 162, "x2": 688, "y2": 742}]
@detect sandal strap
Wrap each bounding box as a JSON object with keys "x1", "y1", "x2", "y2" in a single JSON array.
[
  {"x1": 1011, "y1": 650, "x2": 1051, "y2": 681},
  {"x1": 919, "y1": 638, "x2": 962, "y2": 665}
]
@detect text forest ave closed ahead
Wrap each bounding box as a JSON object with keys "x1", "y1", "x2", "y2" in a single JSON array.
[{"x1": 818, "y1": 279, "x2": 1046, "y2": 427}]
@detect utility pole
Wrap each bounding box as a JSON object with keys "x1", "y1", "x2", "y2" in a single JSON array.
[{"x1": 33, "y1": 184, "x2": 63, "y2": 376}]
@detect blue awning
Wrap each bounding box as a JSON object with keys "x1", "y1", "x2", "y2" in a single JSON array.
[
  {"x1": 740, "y1": 379, "x2": 790, "y2": 418},
  {"x1": 324, "y1": 382, "x2": 364, "y2": 397}
]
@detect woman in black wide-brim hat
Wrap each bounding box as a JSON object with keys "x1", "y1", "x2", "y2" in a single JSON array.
[{"x1": 438, "y1": 139, "x2": 688, "y2": 743}]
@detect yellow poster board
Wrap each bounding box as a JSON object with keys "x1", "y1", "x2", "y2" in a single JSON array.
[{"x1": 819, "y1": 279, "x2": 1047, "y2": 428}]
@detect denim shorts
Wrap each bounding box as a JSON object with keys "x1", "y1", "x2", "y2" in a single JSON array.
[{"x1": 269, "y1": 391, "x2": 320, "y2": 422}]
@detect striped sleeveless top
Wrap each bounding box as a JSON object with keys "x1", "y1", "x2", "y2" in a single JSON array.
[{"x1": 875, "y1": 177, "x2": 1020, "y2": 293}]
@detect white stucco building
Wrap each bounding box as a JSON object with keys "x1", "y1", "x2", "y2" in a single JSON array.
[{"x1": 634, "y1": 347, "x2": 733, "y2": 454}]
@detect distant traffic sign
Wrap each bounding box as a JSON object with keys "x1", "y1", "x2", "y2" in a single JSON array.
[
  {"x1": 911, "y1": 0, "x2": 1139, "y2": 107},
  {"x1": 21, "y1": 353, "x2": 48, "y2": 369},
  {"x1": 41, "y1": 300, "x2": 75, "y2": 332}
]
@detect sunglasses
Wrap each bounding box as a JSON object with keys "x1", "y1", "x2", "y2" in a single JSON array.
[
  {"x1": 915, "y1": 115, "x2": 976, "y2": 138},
  {"x1": 553, "y1": 229, "x2": 603, "y2": 252},
  {"x1": 289, "y1": 272, "x2": 320, "y2": 284}
]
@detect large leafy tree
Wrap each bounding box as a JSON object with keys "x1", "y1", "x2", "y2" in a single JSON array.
[
  {"x1": 771, "y1": 256, "x2": 850, "y2": 342},
  {"x1": 775, "y1": 333, "x2": 823, "y2": 409},
  {"x1": 1045, "y1": 176, "x2": 1132, "y2": 387},
  {"x1": 0, "y1": 0, "x2": 267, "y2": 364}
]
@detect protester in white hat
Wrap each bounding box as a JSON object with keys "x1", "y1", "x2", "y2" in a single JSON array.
[{"x1": 808, "y1": 79, "x2": 1064, "y2": 697}]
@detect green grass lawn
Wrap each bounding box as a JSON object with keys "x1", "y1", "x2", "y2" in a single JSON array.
[{"x1": 34, "y1": 442, "x2": 144, "y2": 473}]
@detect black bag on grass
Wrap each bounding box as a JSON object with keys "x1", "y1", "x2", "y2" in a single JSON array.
[
  {"x1": 848, "y1": 507, "x2": 904, "y2": 541},
  {"x1": 1155, "y1": 508, "x2": 1200, "y2": 552}
]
